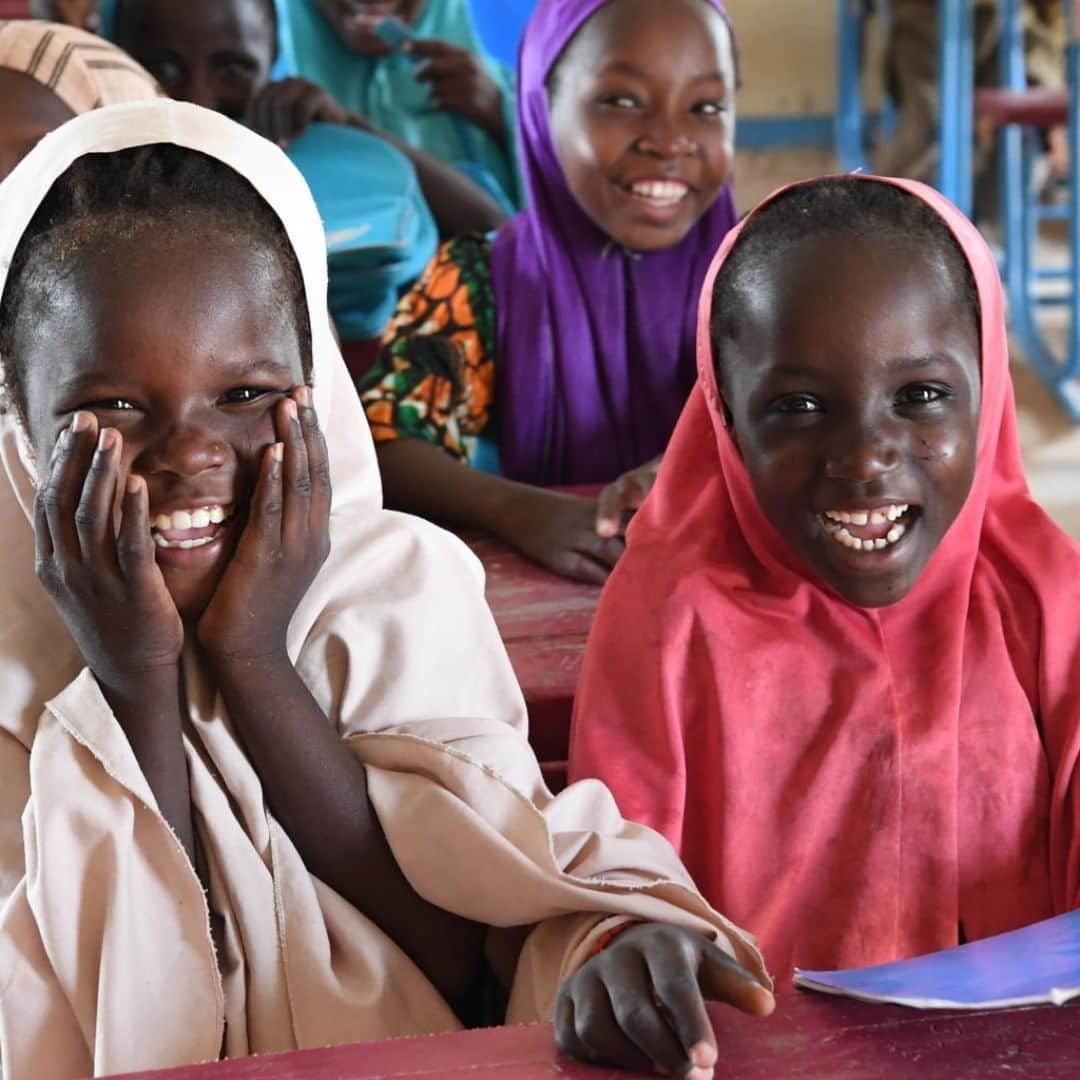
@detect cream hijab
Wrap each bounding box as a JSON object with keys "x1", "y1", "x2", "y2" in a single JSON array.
[{"x1": 0, "y1": 102, "x2": 765, "y2": 1079}]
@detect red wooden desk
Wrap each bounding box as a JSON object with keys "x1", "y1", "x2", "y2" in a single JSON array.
[
  {"x1": 113, "y1": 993, "x2": 1080, "y2": 1079},
  {"x1": 464, "y1": 534, "x2": 602, "y2": 792}
]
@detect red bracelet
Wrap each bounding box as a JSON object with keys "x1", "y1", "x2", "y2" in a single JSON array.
[{"x1": 590, "y1": 920, "x2": 644, "y2": 958}]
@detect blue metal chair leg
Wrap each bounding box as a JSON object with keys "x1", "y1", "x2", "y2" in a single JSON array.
[
  {"x1": 937, "y1": 0, "x2": 974, "y2": 216},
  {"x1": 998, "y1": 0, "x2": 1080, "y2": 419},
  {"x1": 836, "y1": 0, "x2": 870, "y2": 172}
]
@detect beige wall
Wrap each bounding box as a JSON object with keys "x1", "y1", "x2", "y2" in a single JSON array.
[{"x1": 726, "y1": 0, "x2": 886, "y2": 117}]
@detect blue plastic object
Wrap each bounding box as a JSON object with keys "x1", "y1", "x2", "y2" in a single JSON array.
[
  {"x1": 286, "y1": 123, "x2": 438, "y2": 341},
  {"x1": 375, "y1": 15, "x2": 416, "y2": 54}
]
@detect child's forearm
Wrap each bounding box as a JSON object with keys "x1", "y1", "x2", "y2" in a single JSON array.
[
  {"x1": 375, "y1": 438, "x2": 532, "y2": 539},
  {"x1": 208, "y1": 650, "x2": 488, "y2": 1011},
  {"x1": 346, "y1": 114, "x2": 507, "y2": 236},
  {"x1": 101, "y1": 667, "x2": 196, "y2": 864}
]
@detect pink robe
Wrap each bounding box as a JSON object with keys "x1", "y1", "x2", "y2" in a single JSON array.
[{"x1": 570, "y1": 175, "x2": 1080, "y2": 982}]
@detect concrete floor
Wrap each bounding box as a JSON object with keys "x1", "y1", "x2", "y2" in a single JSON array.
[{"x1": 732, "y1": 148, "x2": 1080, "y2": 540}]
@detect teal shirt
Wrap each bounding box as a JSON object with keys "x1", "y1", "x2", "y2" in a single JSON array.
[{"x1": 277, "y1": 0, "x2": 522, "y2": 212}]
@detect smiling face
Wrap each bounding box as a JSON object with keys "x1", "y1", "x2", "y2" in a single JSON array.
[
  {"x1": 18, "y1": 226, "x2": 306, "y2": 619},
  {"x1": 313, "y1": 0, "x2": 424, "y2": 56},
  {"x1": 718, "y1": 232, "x2": 982, "y2": 608},
  {"x1": 547, "y1": 0, "x2": 736, "y2": 253},
  {"x1": 0, "y1": 70, "x2": 76, "y2": 182},
  {"x1": 116, "y1": 0, "x2": 275, "y2": 119}
]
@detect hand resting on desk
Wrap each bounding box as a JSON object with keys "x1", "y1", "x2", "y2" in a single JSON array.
[{"x1": 556, "y1": 923, "x2": 775, "y2": 1079}]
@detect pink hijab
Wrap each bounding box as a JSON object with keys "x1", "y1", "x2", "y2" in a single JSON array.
[{"x1": 569, "y1": 175, "x2": 1080, "y2": 981}]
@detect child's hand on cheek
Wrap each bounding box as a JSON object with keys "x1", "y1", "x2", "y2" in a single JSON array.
[
  {"x1": 34, "y1": 412, "x2": 184, "y2": 694},
  {"x1": 196, "y1": 387, "x2": 331, "y2": 666},
  {"x1": 555, "y1": 923, "x2": 774, "y2": 1078}
]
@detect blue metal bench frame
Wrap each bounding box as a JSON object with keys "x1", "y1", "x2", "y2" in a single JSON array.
[{"x1": 995, "y1": 0, "x2": 1080, "y2": 419}]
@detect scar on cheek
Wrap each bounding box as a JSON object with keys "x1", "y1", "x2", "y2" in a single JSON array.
[{"x1": 916, "y1": 439, "x2": 952, "y2": 461}]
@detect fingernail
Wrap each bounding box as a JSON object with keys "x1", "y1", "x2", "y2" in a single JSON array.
[
  {"x1": 284, "y1": 399, "x2": 299, "y2": 421},
  {"x1": 126, "y1": 474, "x2": 143, "y2": 496},
  {"x1": 71, "y1": 411, "x2": 90, "y2": 433},
  {"x1": 296, "y1": 385, "x2": 313, "y2": 408},
  {"x1": 272, "y1": 442, "x2": 284, "y2": 462},
  {"x1": 685, "y1": 1069, "x2": 714, "y2": 1080},
  {"x1": 97, "y1": 427, "x2": 117, "y2": 452},
  {"x1": 690, "y1": 1043, "x2": 717, "y2": 1068}
]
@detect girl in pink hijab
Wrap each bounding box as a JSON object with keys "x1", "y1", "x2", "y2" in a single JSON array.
[{"x1": 570, "y1": 174, "x2": 1080, "y2": 983}]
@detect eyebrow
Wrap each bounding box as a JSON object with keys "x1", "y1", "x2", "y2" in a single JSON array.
[
  {"x1": 597, "y1": 61, "x2": 729, "y2": 87},
  {"x1": 55, "y1": 355, "x2": 295, "y2": 395},
  {"x1": 766, "y1": 353, "x2": 968, "y2": 380},
  {"x1": 229, "y1": 354, "x2": 296, "y2": 378}
]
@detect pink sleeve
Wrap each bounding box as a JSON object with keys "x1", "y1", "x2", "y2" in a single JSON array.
[{"x1": 568, "y1": 563, "x2": 688, "y2": 853}]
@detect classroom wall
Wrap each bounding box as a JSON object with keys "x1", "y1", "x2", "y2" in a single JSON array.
[
  {"x1": 725, "y1": 0, "x2": 886, "y2": 149},
  {"x1": 726, "y1": 0, "x2": 840, "y2": 117}
]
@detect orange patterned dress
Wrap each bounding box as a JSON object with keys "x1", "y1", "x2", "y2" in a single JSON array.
[{"x1": 358, "y1": 233, "x2": 500, "y2": 471}]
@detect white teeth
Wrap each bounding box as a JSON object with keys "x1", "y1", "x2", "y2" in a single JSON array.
[
  {"x1": 825, "y1": 504, "x2": 911, "y2": 526},
  {"x1": 152, "y1": 534, "x2": 215, "y2": 551},
  {"x1": 823, "y1": 515, "x2": 912, "y2": 552},
  {"x1": 630, "y1": 180, "x2": 689, "y2": 203},
  {"x1": 150, "y1": 505, "x2": 232, "y2": 532}
]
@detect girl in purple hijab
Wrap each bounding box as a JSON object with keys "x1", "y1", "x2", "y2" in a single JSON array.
[{"x1": 360, "y1": 0, "x2": 738, "y2": 583}]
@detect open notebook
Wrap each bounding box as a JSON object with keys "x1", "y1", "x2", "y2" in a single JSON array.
[{"x1": 794, "y1": 909, "x2": 1080, "y2": 1008}]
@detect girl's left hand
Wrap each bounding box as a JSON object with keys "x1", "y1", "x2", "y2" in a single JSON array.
[
  {"x1": 197, "y1": 387, "x2": 331, "y2": 663},
  {"x1": 555, "y1": 923, "x2": 774, "y2": 1078},
  {"x1": 406, "y1": 39, "x2": 506, "y2": 143}
]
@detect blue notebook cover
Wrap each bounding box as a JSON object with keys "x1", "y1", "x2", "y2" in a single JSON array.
[{"x1": 794, "y1": 909, "x2": 1080, "y2": 1009}]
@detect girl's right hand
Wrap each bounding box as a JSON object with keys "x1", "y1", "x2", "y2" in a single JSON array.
[
  {"x1": 34, "y1": 412, "x2": 184, "y2": 693},
  {"x1": 499, "y1": 489, "x2": 625, "y2": 585}
]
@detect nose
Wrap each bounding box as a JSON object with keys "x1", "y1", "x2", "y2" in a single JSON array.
[
  {"x1": 635, "y1": 110, "x2": 696, "y2": 159},
  {"x1": 824, "y1": 420, "x2": 902, "y2": 484},
  {"x1": 185, "y1": 68, "x2": 222, "y2": 113},
  {"x1": 139, "y1": 421, "x2": 229, "y2": 480}
]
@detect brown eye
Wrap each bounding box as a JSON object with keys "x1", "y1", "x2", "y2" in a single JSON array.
[
  {"x1": 897, "y1": 384, "x2": 949, "y2": 407},
  {"x1": 599, "y1": 94, "x2": 639, "y2": 110},
  {"x1": 221, "y1": 387, "x2": 269, "y2": 404},
  {"x1": 772, "y1": 394, "x2": 821, "y2": 415}
]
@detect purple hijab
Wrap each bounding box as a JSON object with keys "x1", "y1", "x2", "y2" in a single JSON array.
[{"x1": 491, "y1": 0, "x2": 737, "y2": 486}]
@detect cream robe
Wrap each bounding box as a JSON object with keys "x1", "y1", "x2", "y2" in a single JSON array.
[{"x1": 0, "y1": 102, "x2": 767, "y2": 1080}]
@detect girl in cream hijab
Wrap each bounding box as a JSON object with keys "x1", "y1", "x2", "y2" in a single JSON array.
[{"x1": 0, "y1": 102, "x2": 769, "y2": 1080}]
